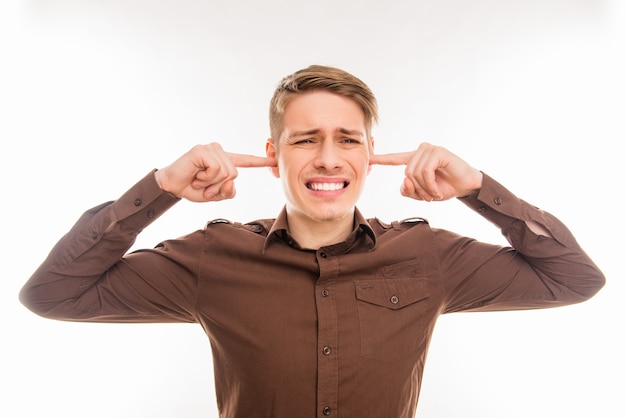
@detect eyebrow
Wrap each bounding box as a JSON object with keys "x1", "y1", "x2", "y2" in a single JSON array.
[{"x1": 289, "y1": 128, "x2": 365, "y2": 138}]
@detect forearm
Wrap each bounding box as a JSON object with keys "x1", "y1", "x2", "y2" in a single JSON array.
[
  {"x1": 457, "y1": 173, "x2": 605, "y2": 304},
  {"x1": 19, "y1": 170, "x2": 180, "y2": 319}
]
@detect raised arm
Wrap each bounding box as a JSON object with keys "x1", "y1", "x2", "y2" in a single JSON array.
[
  {"x1": 19, "y1": 143, "x2": 275, "y2": 322},
  {"x1": 372, "y1": 142, "x2": 604, "y2": 309}
]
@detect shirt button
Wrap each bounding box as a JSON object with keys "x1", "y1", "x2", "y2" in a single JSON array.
[
  {"x1": 390, "y1": 295, "x2": 399, "y2": 304},
  {"x1": 146, "y1": 209, "x2": 156, "y2": 219},
  {"x1": 494, "y1": 197, "x2": 502, "y2": 205},
  {"x1": 321, "y1": 289, "x2": 330, "y2": 297},
  {"x1": 319, "y1": 252, "x2": 327, "y2": 258},
  {"x1": 134, "y1": 198, "x2": 142, "y2": 206},
  {"x1": 323, "y1": 406, "x2": 331, "y2": 415},
  {"x1": 322, "y1": 346, "x2": 332, "y2": 355}
]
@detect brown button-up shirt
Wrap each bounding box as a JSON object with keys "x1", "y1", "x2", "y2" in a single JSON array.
[{"x1": 20, "y1": 171, "x2": 605, "y2": 418}]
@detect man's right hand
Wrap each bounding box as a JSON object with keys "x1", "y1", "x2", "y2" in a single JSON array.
[{"x1": 154, "y1": 143, "x2": 277, "y2": 202}]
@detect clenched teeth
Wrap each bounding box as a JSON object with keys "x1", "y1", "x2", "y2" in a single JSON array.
[{"x1": 308, "y1": 182, "x2": 347, "y2": 191}]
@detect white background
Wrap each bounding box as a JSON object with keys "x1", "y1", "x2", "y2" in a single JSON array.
[{"x1": 1, "y1": 1, "x2": 624, "y2": 417}]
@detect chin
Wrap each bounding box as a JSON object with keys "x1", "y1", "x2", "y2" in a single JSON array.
[{"x1": 307, "y1": 206, "x2": 354, "y2": 223}]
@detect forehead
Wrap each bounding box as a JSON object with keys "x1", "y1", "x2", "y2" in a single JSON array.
[{"x1": 281, "y1": 91, "x2": 367, "y2": 135}]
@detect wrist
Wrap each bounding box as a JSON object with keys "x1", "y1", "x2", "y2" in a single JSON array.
[
  {"x1": 458, "y1": 169, "x2": 483, "y2": 198},
  {"x1": 154, "y1": 169, "x2": 166, "y2": 191},
  {"x1": 471, "y1": 169, "x2": 483, "y2": 191}
]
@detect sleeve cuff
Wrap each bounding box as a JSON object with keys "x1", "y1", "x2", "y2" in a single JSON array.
[{"x1": 110, "y1": 169, "x2": 181, "y2": 230}]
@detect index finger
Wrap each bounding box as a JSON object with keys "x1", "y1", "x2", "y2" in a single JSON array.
[
  {"x1": 227, "y1": 152, "x2": 277, "y2": 168},
  {"x1": 369, "y1": 152, "x2": 413, "y2": 166}
]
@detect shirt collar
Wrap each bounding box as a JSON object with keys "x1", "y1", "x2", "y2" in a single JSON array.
[{"x1": 263, "y1": 206, "x2": 377, "y2": 253}]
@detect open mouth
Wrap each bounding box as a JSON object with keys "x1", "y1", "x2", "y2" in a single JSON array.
[{"x1": 306, "y1": 181, "x2": 349, "y2": 191}]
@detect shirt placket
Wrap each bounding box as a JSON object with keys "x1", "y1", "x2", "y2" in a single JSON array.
[{"x1": 315, "y1": 248, "x2": 339, "y2": 417}]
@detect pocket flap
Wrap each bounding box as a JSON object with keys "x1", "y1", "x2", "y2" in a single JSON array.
[{"x1": 355, "y1": 277, "x2": 429, "y2": 310}]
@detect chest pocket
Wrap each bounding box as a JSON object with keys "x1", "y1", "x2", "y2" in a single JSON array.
[{"x1": 355, "y1": 275, "x2": 434, "y2": 363}]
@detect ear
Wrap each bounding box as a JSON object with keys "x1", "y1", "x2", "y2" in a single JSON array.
[
  {"x1": 266, "y1": 139, "x2": 280, "y2": 178},
  {"x1": 367, "y1": 137, "x2": 375, "y2": 175}
]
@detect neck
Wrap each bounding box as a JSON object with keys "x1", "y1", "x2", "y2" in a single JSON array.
[{"x1": 286, "y1": 209, "x2": 355, "y2": 250}]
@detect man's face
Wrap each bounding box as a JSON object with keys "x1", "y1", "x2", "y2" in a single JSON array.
[{"x1": 266, "y1": 90, "x2": 373, "y2": 227}]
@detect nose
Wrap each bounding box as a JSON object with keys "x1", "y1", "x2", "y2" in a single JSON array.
[{"x1": 313, "y1": 139, "x2": 343, "y2": 170}]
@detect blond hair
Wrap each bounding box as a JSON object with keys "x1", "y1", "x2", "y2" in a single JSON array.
[{"x1": 269, "y1": 65, "x2": 378, "y2": 141}]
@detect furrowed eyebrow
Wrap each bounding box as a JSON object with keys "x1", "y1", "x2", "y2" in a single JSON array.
[
  {"x1": 289, "y1": 129, "x2": 321, "y2": 138},
  {"x1": 288, "y1": 128, "x2": 365, "y2": 138},
  {"x1": 338, "y1": 128, "x2": 365, "y2": 137}
]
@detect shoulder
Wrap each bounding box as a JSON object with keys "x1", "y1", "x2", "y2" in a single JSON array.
[
  {"x1": 368, "y1": 216, "x2": 429, "y2": 230},
  {"x1": 366, "y1": 217, "x2": 430, "y2": 238},
  {"x1": 205, "y1": 218, "x2": 275, "y2": 236}
]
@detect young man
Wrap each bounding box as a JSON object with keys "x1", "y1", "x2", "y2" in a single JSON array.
[{"x1": 20, "y1": 65, "x2": 605, "y2": 418}]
